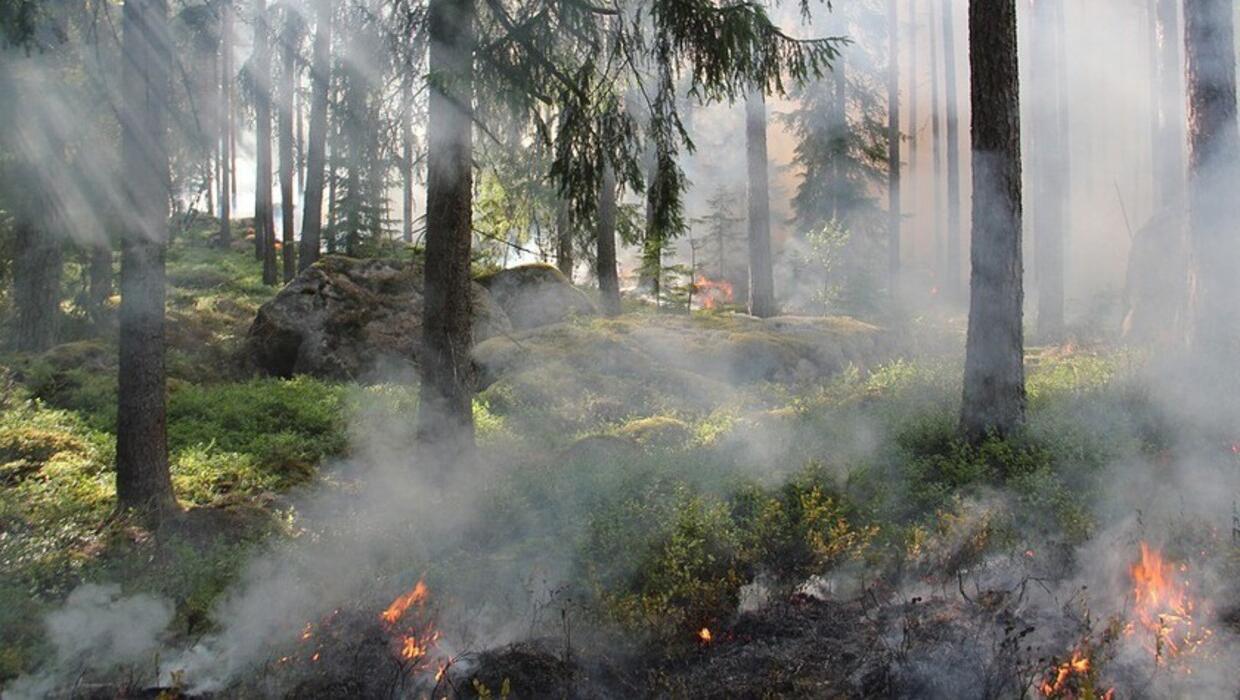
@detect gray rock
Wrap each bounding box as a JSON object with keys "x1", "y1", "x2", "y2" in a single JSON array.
[
  {"x1": 246, "y1": 255, "x2": 510, "y2": 379},
  {"x1": 475, "y1": 263, "x2": 598, "y2": 330}
]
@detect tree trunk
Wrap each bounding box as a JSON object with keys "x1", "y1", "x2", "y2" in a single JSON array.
[
  {"x1": 253, "y1": 0, "x2": 277, "y2": 284},
  {"x1": 402, "y1": 75, "x2": 415, "y2": 244},
  {"x1": 12, "y1": 217, "x2": 61, "y2": 352},
  {"x1": 941, "y1": 0, "x2": 963, "y2": 300},
  {"x1": 745, "y1": 89, "x2": 776, "y2": 318},
  {"x1": 555, "y1": 200, "x2": 573, "y2": 278},
  {"x1": 299, "y1": 0, "x2": 331, "y2": 271},
  {"x1": 960, "y1": 0, "x2": 1025, "y2": 441},
  {"x1": 1184, "y1": 0, "x2": 1240, "y2": 358},
  {"x1": 278, "y1": 8, "x2": 298, "y2": 282},
  {"x1": 907, "y1": 0, "x2": 918, "y2": 176},
  {"x1": 596, "y1": 163, "x2": 622, "y2": 316},
  {"x1": 1156, "y1": 0, "x2": 1187, "y2": 207},
  {"x1": 415, "y1": 0, "x2": 477, "y2": 465},
  {"x1": 887, "y1": 0, "x2": 902, "y2": 290},
  {"x1": 641, "y1": 159, "x2": 661, "y2": 302},
  {"x1": 218, "y1": 1, "x2": 232, "y2": 246},
  {"x1": 117, "y1": 0, "x2": 177, "y2": 516},
  {"x1": 830, "y1": 56, "x2": 847, "y2": 220},
  {"x1": 1033, "y1": 0, "x2": 1067, "y2": 341},
  {"x1": 930, "y1": 0, "x2": 945, "y2": 283},
  {"x1": 88, "y1": 239, "x2": 112, "y2": 321}
]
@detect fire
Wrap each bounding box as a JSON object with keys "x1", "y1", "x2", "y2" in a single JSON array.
[
  {"x1": 381, "y1": 579, "x2": 429, "y2": 625},
  {"x1": 1127, "y1": 541, "x2": 1212, "y2": 663},
  {"x1": 698, "y1": 627, "x2": 712, "y2": 644},
  {"x1": 1037, "y1": 647, "x2": 1114, "y2": 699},
  {"x1": 694, "y1": 275, "x2": 733, "y2": 310}
]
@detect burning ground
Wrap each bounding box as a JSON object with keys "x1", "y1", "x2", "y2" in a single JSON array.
[{"x1": 2, "y1": 252, "x2": 1240, "y2": 698}]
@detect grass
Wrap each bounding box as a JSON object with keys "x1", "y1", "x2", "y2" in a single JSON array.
[{"x1": 0, "y1": 220, "x2": 1195, "y2": 686}]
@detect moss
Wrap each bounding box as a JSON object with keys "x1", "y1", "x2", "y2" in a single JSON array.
[{"x1": 615, "y1": 415, "x2": 693, "y2": 447}]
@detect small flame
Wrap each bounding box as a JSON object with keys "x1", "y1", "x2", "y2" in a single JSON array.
[
  {"x1": 381, "y1": 579, "x2": 429, "y2": 625},
  {"x1": 698, "y1": 627, "x2": 712, "y2": 643},
  {"x1": 300, "y1": 623, "x2": 313, "y2": 641},
  {"x1": 1127, "y1": 541, "x2": 1212, "y2": 663},
  {"x1": 1037, "y1": 648, "x2": 1111, "y2": 699},
  {"x1": 694, "y1": 275, "x2": 734, "y2": 310}
]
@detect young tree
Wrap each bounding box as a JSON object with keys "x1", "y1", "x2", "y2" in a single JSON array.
[
  {"x1": 415, "y1": 0, "x2": 477, "y2": 465},
  {"x1": 299, "y1": 0, "x2": 331, "y2": 271},
  {"x1": 11, "y1": 212, "x2": 61, "y2": 352},
  {"x1": 278, "y1": 7, "x2": 299, "y2": 282},
  {"x1": 116, "y1": 0, "x2": 178, "y2": 515},
  {"x1": 960, "y1": 0, "x2": 1025, "y2": 441},
  {"x1": 941, "y1": 0, "x2": 962, "y2": 299},
  {"x1": 1184, "y1": 0, "x2": 1240, "y2": 359},
  {"x1": 746, "y1": 89, "x2": 776, "y2": 317},
  {"x1": 402, "y1": 74, "x2": 415, "y2": 245},
  {"x1": 555, "y1": 201, "x2": 573, "y2": 277}
]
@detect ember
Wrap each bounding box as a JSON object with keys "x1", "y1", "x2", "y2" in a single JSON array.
[
  {"x1": 694, "y1": 275, "x2": 733, "y2": 309},
  {"x1": 698, "y1": 627, "x2": 712, "y2": 644}
]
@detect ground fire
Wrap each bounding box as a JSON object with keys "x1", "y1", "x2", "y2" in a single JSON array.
[
  {"x1": 1126, "y1": 541, "x2": 1212, "y2": 665},
  {"x1": 694, "y1": 275, "x2": 734, "y2": 309}
]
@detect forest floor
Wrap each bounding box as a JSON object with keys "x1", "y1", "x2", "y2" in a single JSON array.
[{"x1": 2, "y1": 222, "x2": 1239, "y2": 698}]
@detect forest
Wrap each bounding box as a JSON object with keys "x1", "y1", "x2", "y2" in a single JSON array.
[{"x1": 1, "y1": 0, "x2": 1239, "y2": 697}]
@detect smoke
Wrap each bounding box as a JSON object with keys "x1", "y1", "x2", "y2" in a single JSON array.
[{"x1": 1, "y1": 584, "x2": 173, "y2": 700}]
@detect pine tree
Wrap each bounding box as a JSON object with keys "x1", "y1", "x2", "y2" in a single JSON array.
[{"x1": 299, "y1": 0, "x2": 331, "y2": 271}]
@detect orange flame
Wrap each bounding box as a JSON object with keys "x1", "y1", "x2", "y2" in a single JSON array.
[
  {"x1": 381, "y1": 579, "x2": 429, "y2": 625},
  {"x1": 698, "y1": 627, "x2": 712, "y2": 643},
  {"x1": 694, "y1": 276, "x2": 734, "y2": 310},
  {"x1": 1127, "y1": 541, "x2": 1211, "y2": 663}
]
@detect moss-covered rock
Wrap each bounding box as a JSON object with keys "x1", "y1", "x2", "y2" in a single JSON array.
[
  {"x1": 475, "y1": 263, "x2": 598, "y2": 330},
  {"x1": 245, "y1": 255, "x2": 511, "y2": 380}
]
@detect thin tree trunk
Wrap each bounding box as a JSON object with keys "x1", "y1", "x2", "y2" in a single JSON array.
[
  {"x1": 402, "y1": 75, "x2": 415, "y2": 244},
  {"x1": 555, "y1": 200, "x2": 573, "y2": 278},
  {"x1": 746, "y1": 89, "x2": 776, "y2": 318},
  {"x1": 930, "y1": 0, "x2": 945, "y2": 284},
  {"x1": 117, "y1": 0, "x2": 177, "y2": 515},
  {"x1": 830, "y1": 56, "x2": 847, "y2": 220},
  {"x1": 89, "y1": 239, "x2": 112, "y2": 322},
  {"x1": 960, "y1": 0, "x2": 1025, "y2": 441},
  {"x1": 254, "y1": 0, "x2": 278, "y2": 283},
  {"x1": 596, "y1": 163, "x2": 622, "y2": 316},
  {"x1": 1156, "y1": 0, "x2": 1186, "y2": 207},
  {"x1": 12, "y1": 217, "x2": 61, "y2": 352},
  {"x1": 1184, "y1": 0, "x2": 1240, "y2": 358},
  {"x1": 416, "y1": 0, "x2": 477, "y2": 465},
  {"x1": 218, "y1": 1, "x2": 232, "y2": 246},
  {"x1": 641, "y1": 159, "x2": 661, "y2": 302},
  {"x1": 1033, "y1": 0, "x2": 1067, "y2": 341},
  {"x1": 942, "y1": 0, "x2": 963, "y2": 300},
  {"x1": 907, "y1": 0, "x2": 917, "y2": 175},
  {"x1": 887, "y1": 0, "x2": 902, "y2": 290},
  {"x1": 299, "y1": 0, "x2": 331, "y2": 270},
  {"x1": 279, "y1": 7, "x2": 298, "y2": 282}
]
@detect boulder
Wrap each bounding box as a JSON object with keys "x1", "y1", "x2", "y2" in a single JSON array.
[
  {"x1": 246, "y1": 255, "x2": 510, "y2": 379},
  {"x1": 475, "y1": 263, "x2": 597, "y2": 330}
]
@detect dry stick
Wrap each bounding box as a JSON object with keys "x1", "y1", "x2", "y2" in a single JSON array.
[{"x1": 1114, "y1": 181, "x2": 1135, "y2": 241}]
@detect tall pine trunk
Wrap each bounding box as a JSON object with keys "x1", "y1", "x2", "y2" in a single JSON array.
[
  {"x1": 117, "y1": 0, "x2": 177, "y2": 515},
  {"x1": 218, "y1": 2, "x2": 232, "y2": 246},
  {"x1": 907, "y1": 0, "x2": 918, "y2": 175},
  {"x1": 1155, "y1": 0, "x2": 1186, "y2": 206},
  {"x1": 12, "y1": 217, "x2": 61, "y2": 352},
  {"x1": 941, "y1": 0, "x2": 962, "y2": 300},
  {"x1": 1184, "y1": 0, "x2": 1240, "y2": 359},
  {"x1": 596, "y1": 163, "x2": 622, "y2": 316},
  {"x1": 416, "y1": 0, "x2": 477, "y2": 465},
  {"x1": 299, "y1": 0, "x2": 331, "y2": 271},
  {"x1": 960, "y1": 0, "x2": 1025, "y2": 441},
  {"x1": 745, "y1": 89, "x2": 776, "y2": 317},
  {"x1": 887, "y1": 0, "x2": 901, "y2": 290},
  {"x1": 555, "y1": 201, "x2": 573, "y2": 278},
  {"x1": 253, "y1": 0, "x2": 277, "y2": 286},
  {"x1": 1033, "y1": 0, "x2": 1067, "y2": 341},
  {"x1": 278, "y1": 8, "x2": 298, "y2": 282},
  {"x1": 402, "y1": 76, "x2": 415, "y2": 244},
  {"x1": 930, "y1": 0, "x2": 945, "y2": 283}
]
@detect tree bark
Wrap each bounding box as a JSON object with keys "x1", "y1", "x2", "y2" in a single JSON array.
[
  {"x1": 555, "y1": 200, "x2": 573, "y2": 278},
  {"x1": 596, "y1": 163, "x2": 622, "y2": 316},
  {"x1": 218, "y1": 1, "x2": 232, "y2": 246},
  {"x1": 278, "y1": 7, "x2": 298, "y2": 282},
  {"x1": 1032, "y1": 0, "x2": 1067, "y2": 341},
  {"x1": 941, "y1": 0, "x2": 962, "y2": 300},
  {"x1": 299, "y1": 0, "x2": 331, "y2": 271},
  {"x1": 887, "y1": 0, "x2": 901, "y2": 290},
  {"x1": 12, "y1": 217, "x2": 61, "y2": 352},
  {"x1": 415, "y1": 0, "x2": 477, "y2": 465},
  {"x1": 253, "y1": 0, "x2": 277, "y2": 284},
  {"x1": 960, "y1": 0, "x2": 1025, "y2": 441},
  {"x1": 745, "y1": 89, "x2": 776, "y2": 318},
  {"x1": 1184, "y1": 0, "x2": 1240, "y2": 359},
  {"x1": 117, "y1": 0, "x2": 177, "y2": 515}
]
